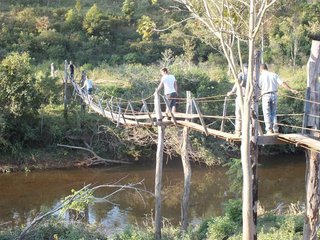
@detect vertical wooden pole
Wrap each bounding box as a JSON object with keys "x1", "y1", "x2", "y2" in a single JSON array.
[
  {"x1": 220, "y1": 96, "x2": 228, "y2": 132},
  {"x1": 251, "y1": 51, "x2": 261, "y2": 240},
  {"x1": 63, "y1": 60, "x2": 68, "y2": 119},
  {"x1": 303, "y1": 40, "x2": 320, "y2": 240},
  {"x1": 181, "y1": 91, "x2": 192, "y2": 233},
  {"x1": 154, "y1": 90, "x2": 164, "y2": 240},
  {"x1": 302, "y1": 87, "x2": 311, "y2": 134}
]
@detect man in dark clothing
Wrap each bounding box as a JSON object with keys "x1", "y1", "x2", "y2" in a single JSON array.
[{"x1": 69, "y1": 61, "x2": 75, "y2": 81}]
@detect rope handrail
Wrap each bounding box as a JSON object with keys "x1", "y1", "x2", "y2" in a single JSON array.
[
  {"x1": 257, "y1": 119, "x2": 320, "y2": 134},
  {"x1": 278, "y1": 92, "x2": 320, "y2": 105}
]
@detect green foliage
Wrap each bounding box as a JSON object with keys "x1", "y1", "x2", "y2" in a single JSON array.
[
  {"x1": 60, "y1": 188, "x2": 94, "y2": 216},
  {"x1": 83, "y1": 4, "x2": 102, "y2": 35},
  {"x1": 207, "y1": 216, "x2": 238, "y2": 239},
  {"x1": 122, "y1": 0, "x2": 136, "y2": 18},
  {"x1": 224, "y1": 158, "x2": 242, "y2": 194},
  {"x1": 137, "y1": 15, "x2": 155, "y2": 41},
  {"x1": 0, "y1": 52, "x2": 40, "y2": 117},
  {"x1": 224, "y1": 199, "x2": 242, "y2": 224},
  {"x1": 0, "y1": 219, "x2": 106, "y2": 240}
]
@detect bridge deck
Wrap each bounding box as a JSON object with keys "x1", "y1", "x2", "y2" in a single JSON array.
[
  {"x1": 277, "y1": 133, "x2": 320, "y2": 152},
  {"x1": 73, "y1": 82, "x2": 320, "y2": 153}
]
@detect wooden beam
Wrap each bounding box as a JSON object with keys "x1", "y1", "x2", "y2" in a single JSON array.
[
  {"x1": 257, "y1": 135, "x2": 285, "y2": 145},
  {"x1": 192, "y1": 98, "x2": 208, "y2": 136}
]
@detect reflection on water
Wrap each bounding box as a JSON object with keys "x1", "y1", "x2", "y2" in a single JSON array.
[{"x1": 0, "y1": 154, "x2": 305, "y2": 231}]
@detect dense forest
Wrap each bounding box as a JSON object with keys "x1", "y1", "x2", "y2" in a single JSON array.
[{"x1": 0, "y1": 0, "x2": 318, "y2": 164}]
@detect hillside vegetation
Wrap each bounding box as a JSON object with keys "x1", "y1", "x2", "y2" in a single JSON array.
[{"x1": 0, "y1": 0, "x2": 318, "y2": 164}]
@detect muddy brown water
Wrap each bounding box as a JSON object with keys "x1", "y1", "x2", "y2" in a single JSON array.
[{"x1": 0, "y1": 154, "x2": 305, "y2": 233}]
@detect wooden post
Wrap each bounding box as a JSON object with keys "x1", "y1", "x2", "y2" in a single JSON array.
[
  {"x1": 154, "y1": 90, "x2": 164, "y2": 240},
  {"x1": 181, "y1": 91, "x2": 192, "y2": 233},
  {"x1": 303, "y1": 40, "x2": 320, "y2": 240},
  {"x1": 192, "y1": 98, "x2": 208, "y2": 136},
  {"x1": 220, "y1": 96, "x2": 228, "y2": 132},
  {"x1": 251, "y1": 51, "x2": 261, "y2": 239},
  {"x1": 63, "y1": 60, "x2": 68, "y2": 119},
  {"x1": 302, "y1": 87, "x2": 311, "y2": 134}
]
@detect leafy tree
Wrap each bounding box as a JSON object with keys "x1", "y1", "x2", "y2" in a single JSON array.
[
  {"x1": 137, "y1": 15, "x2": 155, "y2": 41},
  {"x1": 122, "y1": 0, "x2": 135, "y2": 19},
  {"x1": 65, "y1": 9, "x2": 82, "y2": 31},
  {"x1": 0, "y1": 52, "x2": 42, "y2": 153},
  {"x1": 83, "y1": 4, "x2": 102, "y2": 35},
  {"x1": 0, "y1": 52, "x2": 40, "y2": 117}
]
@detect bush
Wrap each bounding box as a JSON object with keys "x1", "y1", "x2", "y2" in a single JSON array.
[
  {"x1": 207, "y1": 216, "x2": 237, "y2": 239},
  {"x1": 224, "y1": 199, "x2": 242, "y2": 224}
]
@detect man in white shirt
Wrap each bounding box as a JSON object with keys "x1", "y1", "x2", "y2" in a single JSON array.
[
  {"x1": 156, "y1": 67, "x2": 178, "y2": 114},
  {"x1": 259, "y1": 63, "x2": 297, "y2": 134}
]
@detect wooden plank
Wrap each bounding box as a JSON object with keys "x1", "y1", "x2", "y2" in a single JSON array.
[
  {"x1": 176, "y1": 120, "x2": 241, "y2": 142},
  {"x1": 277, "y1": 133, "x2": 320, "y2": 152},
  {"x1": 257, "y1": 135, "x2": 285, "y2": 145}
]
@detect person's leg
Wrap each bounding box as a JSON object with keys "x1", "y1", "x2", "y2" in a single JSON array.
[
  {"x1": 262, "y1": 94, "x2": 272, "y2": 133},
  {"x1": 235, "y1": 96, "x2": 241, "y2": 135},
  {"x1": 271, "y1": 94, "x2": 278, "y2": 133}
]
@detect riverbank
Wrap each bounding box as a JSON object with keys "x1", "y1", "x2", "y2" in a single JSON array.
[{"x1": 0, "y1": 149, "x2": 95, "y2": 173}]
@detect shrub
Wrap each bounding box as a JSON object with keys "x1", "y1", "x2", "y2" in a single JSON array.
[{"x1": 207, "y1": 216, "x2": 237, "y2": 240}]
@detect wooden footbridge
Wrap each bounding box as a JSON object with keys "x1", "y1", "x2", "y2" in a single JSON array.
[{"x1": 68, "y1": 77, "x2": 320, "y2": 153}]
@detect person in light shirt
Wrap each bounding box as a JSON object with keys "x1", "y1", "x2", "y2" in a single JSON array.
[
  {"x1": 227, "y1": 63, "x2": 248, "y2": 136},
  {"x1": 155, "y1": 67, "x2": 178, "y2": 114},
  {"x1": 259, "y1": 63, "x2": 298, "y2": 134}
]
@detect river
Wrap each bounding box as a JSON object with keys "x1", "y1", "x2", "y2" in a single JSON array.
[{"x1": 0, "y1": 153, "x2": 305, "y2": 234}]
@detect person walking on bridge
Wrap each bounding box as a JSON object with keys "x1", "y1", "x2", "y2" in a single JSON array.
[
  {"x1": 155, "y1": 67, "x2": 178, "y2": 115},
  {"x1": 68, "y1": 61, "x2": 75, "y2": 81},
  {"x1": 259, "y1": 63, "x2": 298, "y2": 134},
  {"x1": 81, "y1": 76, "x2": 94, "y2": 101},
  {"x1": 227, "y1": 63, "x2": 248, "y2": 136}
]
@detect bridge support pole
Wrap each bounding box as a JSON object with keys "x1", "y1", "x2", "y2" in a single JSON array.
[
  {"x1": 154, "y1": 90, "x2": 164, "y2": 240},
  {"x1": 63, "y1": 60, "x2": 68, "y2": 119},
  {"x1": 181, "y1": 91, "x2": 192, "y2": 233},
  {"x1": 303, "y1": 40, "x2": 320, "y2": 240}
]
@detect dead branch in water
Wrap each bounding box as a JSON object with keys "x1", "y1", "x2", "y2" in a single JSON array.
[
  {"x1": 57, "y1": 144, "x2": 131, "y2": 166},
  {"x1": 18, "y1": 179, "x2": 153, "y2": 240}
]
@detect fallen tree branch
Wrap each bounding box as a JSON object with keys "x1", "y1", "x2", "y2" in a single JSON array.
[
  {"x1": 57, "y1": 144, "x2": 131, "y2": 165},
  {"x1": 19, "y1": 180, "x2": 152, "y2": 240}
]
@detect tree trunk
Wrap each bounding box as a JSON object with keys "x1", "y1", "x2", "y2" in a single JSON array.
[
  {"x1": 181, "y1": 91, "x2": 192, "y2": 233},
  {"x1": 154, "y1": 91, "x2": 164, "y2": 240},
  {"x1": 304, "y1": 151, "x2": 320, "y2": 240},
  {"x1": 303, "y1": 40, "x2": 320, "y2": 240},
  {"x1": 241, "y1": 1, "x2": 257, "y2": 239}
]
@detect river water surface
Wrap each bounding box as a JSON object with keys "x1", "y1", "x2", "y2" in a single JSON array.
[{"x1": 0, "y1": 154, "x2": 305, "y2": 233}]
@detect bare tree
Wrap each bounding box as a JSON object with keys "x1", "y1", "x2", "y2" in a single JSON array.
[{"x1": 170, "y1": 1, "x2": 276, "y2": 239}]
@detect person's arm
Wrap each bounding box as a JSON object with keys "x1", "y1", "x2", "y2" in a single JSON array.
[
  {"x1": 281, "y1": 82, "x2": 298, "y2": 94},
  {"x1": 227, "y1": 83, "x2": 237, "y2": 96},
  {"x1": 81, "y1": 81, "x2": 87, "y2": 89},
  {"x1": 155, "y1": 81, "x2": 163, "y2": 93}
]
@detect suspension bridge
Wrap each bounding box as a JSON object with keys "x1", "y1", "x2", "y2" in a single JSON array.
[{"x1": 68, "y1": 75, "x2": 320, "y2": 153}]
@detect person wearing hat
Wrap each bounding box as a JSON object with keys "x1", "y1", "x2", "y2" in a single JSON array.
[{"x1": 227, "y1": 63, "x2": 248, "y2": 136}]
